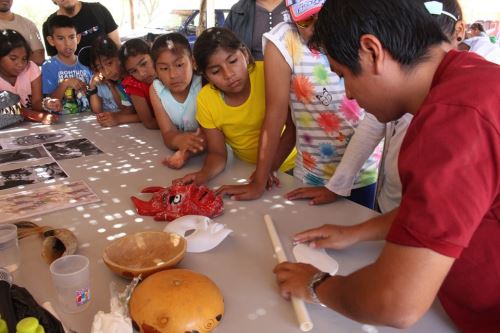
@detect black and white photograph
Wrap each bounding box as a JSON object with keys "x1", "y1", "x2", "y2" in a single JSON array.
[
  {"x1": 44, "y1": 138, "x2": 104, "y2": 161},
  {"x1": 0, "y1": 162, "x2": 68, "y2": 190},
  {"x1": 0, "y1": 146, "x2": 49, "y2": 166},
  {"x1": 0, "y1": 132, "x2": 73, "y2": 150}
]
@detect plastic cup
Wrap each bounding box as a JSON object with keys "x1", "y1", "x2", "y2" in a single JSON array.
[
  {"x1": 0, "y1": 224, "x2": 20, "y2": 273},
  {"x1": 49, "y1": 255, "x2": 91, "y2": 313}
]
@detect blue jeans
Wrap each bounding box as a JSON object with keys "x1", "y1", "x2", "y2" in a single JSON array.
[{"x1": 346, "y1": 183, "x2": 376, "y2": 209}]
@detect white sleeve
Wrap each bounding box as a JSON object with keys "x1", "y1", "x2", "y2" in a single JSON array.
[{"x1": 325, "y1": 113, "x2": 385, "y2": 195}]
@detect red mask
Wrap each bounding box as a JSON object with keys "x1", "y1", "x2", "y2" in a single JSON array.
[{"x1": 131, "y1": 184, "x2": 224, "y2": 221}]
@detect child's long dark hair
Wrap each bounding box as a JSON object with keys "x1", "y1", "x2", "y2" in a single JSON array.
[
  {"x1": 119, "y1": 38, "x2": 151, "y2": 72},
  {"x1": 0, "y1": 29, "x2": 31, "y2": 60},
  {"x1": 151, "y1": 33, "x2": 192, "y2": 65},
  {"x1": 89, "y1": 36, "x2": 119, "y2": 69},
  {"x1": 193, "y1": 27, "x2": 254, "y2": 76}
]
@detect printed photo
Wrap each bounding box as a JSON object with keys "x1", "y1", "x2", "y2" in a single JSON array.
[
  {"x1": 44, "y1": 138, "x2": 104, "y2": 161},
  {"x1": 0, "y1": 162, "x2": 68, "y2": 190},
  {"x1": 0, "y1": 146, "x2": 49, "y2": 165},
  {"x1": 0, "y1": 181, "x2": 100, "y2": 223},
  {"x1": 0, "y1": 132, "x2": 73, "y2": 150}
]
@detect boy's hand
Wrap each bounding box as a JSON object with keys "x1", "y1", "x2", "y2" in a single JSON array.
[
  {"x1": 64, "y1": 78, "x2": 87, "y2": 92},
  {"x1": 215, "y1": 181, "x2": 266, "y2": 200}
]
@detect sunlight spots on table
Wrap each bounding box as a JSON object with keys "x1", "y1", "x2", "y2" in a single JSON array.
[
  {"x1": 135, "y1": 218, "x2": 144, "y2": 223},
  {"x1": 89, "y1": 220, "x2": 97, "y2": 225},
  {"x1": 113, "y1": 213, "x2": 123, "y2": 219},
  {"x1": 147, "y1": 178, "x2": 153, "y2": 182},
  {"x1": 104, "y1": 215, "x2": 114, "y2": 221},
  {"x1": 83, "y1": 213, "x2": 91, "y2": 218},
  {"x1": 76, "y1": 206, "x2": 85, "y2": 212},
  {"x1": 272, "y1": 195, "x2": 281, "y2": 199},
  {"x1": 230, "y1": 209, "x2": 238, "y2": 213},
  {"x1": 238, "y1": 206, "x2": 246, "y2": 210},
  {"x1": 284, "y1": 200, "x2": 294, "y2": 205},
  {"x1": 105, "y1": 162, "x2": 112, "y2": 166},
  {"x1": 149, "y1": 165, "x2": 155, "y2": 169},
  {"x1": 120, "y1": 184, "x2": 127, "y2": 188},
  {"x1": 256, "y1": 308, "x2": 266, "y2": 316},
  {"x1": 97, "y1": 228, "x2": 106, "y2": 233},
  {"x1": 88, "y1": 177, "x2": 100, "y2": 182},
  {"x1": 112, "y1": 198, "x2": 121, "y2": 203},
  {"x1": 263, "y1": 199, "x2": 272, "y2": 203},
  {"x1": 113, "y1": 223, "x2": 124, "y2": 229},
  {"x1": 69, "y1": 199, "x2": 77, "y2": 203},
  {"x1": 106, "y1": 232, "x2": 127, "y2": 241},
  {"x1": 125, "y1": 210, "x2": 135, "y2": 216},
  {"x1": 103, "y1": 168, "x2": 110, "y2": 172},
  {"x1": 80, "y1": 243, "x2": 90, "y2": 248},
  {"x1": 270, "y1": 204, "x2": 284, "y2": 209},
  {"x1": 248, "y1": 313, "x2": 258, "y2": 320},
  {"x1": 101, "y1": 189, "x2": 109, "y2": 194},
  {"x1": 236, "y1": 178, "x2": 248, "y2": 183},
  {"x1": 362, "y1": 325, "x2": 378, "y2": 333}
]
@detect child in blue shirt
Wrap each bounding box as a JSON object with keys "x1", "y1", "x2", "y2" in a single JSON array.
[
  {"x1": 42, "y1": 15, "x2": 91, "y2": 114},
  {"x1": 149, "y1": 33, "x2": 204, "y2": 169}
]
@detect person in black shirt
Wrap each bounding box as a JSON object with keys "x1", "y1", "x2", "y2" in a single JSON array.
[{"x1": 42, "y1": 0, "x2": 120, "y2": 57}]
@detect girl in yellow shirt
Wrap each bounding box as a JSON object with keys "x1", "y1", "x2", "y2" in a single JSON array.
[{"x1": 175, "y1": 27, "x2": 295, "y2": 185}]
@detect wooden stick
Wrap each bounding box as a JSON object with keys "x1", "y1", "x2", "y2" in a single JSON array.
[{"x1": 264, "y1": 214, "x2": 313, "y2": 332}]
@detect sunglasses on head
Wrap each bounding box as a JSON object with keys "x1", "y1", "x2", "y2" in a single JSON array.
[{"x1": 295, "y1": 14, "x2": 316, "y2": 29}]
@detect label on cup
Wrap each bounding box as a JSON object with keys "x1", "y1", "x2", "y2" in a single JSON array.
[{"x1": 75, "y1": 287, "x2": 90, "y2": 306}]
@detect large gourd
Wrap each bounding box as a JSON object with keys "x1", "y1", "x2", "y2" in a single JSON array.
[{"x1": 129, "y1": 269, "x2": 224, "y2": 333}]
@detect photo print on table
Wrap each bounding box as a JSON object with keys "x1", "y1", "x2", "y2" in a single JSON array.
[
  {"x1": 0, "y1": 146, "x2": 50, "y2": 166},
  {"x1": 0, "y1": 162, "x2": 68, "y2": 190},
  {"x1": 0, "y1": 131, "x2": 74, "y2": 150},
  {"x1": 0, "y1": 180, "x2": 100, "y2": 223},
  {"x1": 44, "y1": 138, "x2": 103, "y2": 161}
]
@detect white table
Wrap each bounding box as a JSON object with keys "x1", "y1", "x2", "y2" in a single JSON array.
[{"x1": 2, "y1": 115, "x2": 457, "y2": 333}]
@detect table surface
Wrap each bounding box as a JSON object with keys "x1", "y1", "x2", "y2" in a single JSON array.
[{"x1": 1, "y1": 114, "x2": 457, "y2": 333}]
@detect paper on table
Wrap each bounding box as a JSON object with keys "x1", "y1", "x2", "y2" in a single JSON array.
[
  {"x1": 0, "y1": 180, "x2": 100, "y2": 223},
  {"x1": 293, "y1": 243, "x2": 339, "y2": 276},
  {"x1": 264, "y1": 214, "x2": 313, "y2": 332}
]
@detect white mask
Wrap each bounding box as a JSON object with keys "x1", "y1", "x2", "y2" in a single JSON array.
[{"x1": 164, "y1": 215, "x2": 232, "y2": 253}]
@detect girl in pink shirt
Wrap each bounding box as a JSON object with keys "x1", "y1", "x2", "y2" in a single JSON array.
[{"x1": 0, "y1": 29, "x2": 60, "y2": 124}]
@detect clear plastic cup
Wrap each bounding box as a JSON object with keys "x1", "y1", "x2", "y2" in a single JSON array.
[
  {"x1": 0, "y1": 224, "x2": 20, "y2": 273},
  {"x1": 49, "y1": 255, "x2": 91, "y2": 313}
]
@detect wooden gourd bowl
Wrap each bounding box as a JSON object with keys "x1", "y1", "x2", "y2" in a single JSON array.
[{"x1": 102, "y1": 231, "x2": 186, "y2": 279}]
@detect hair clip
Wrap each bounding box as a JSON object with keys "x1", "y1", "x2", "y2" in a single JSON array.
[
  {"x1": 424, "y1": 1, "x2": 457, "y2": 21},
  {"x1": 166, "y1": 39, "x2": 174, "y2": 49}
]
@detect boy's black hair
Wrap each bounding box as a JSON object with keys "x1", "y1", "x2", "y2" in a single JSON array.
[
  {"x1": 311, "y1": 0, "x2": 449, "y2": 75},
  {"x1": 0, "y1": 29, "x2": 31, "y2": 59},
  {"x1": 193, "y1": 27, "x2": 254, "y2": 75},
  {"x1": 46, "y1": 15, "x2": 76, "y2": 36},
  {"x1": 118, "y1": 38, "x2": 151, "y2": 71},
  {"x1": 151, "y1": 33, "x2": 192, "y2": 64}
]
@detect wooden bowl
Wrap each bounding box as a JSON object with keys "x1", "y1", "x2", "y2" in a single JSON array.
[{"x1": 102, "y1": 231, "x2": 186, "y2": 278}]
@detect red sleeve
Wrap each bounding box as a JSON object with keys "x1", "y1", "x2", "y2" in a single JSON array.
[
  {"x1": 122, "y1": 76, "x2": 146, "y2": 98},
  {"x1": 387, "y1": 103, "x2": 500, "y2": 258}
]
